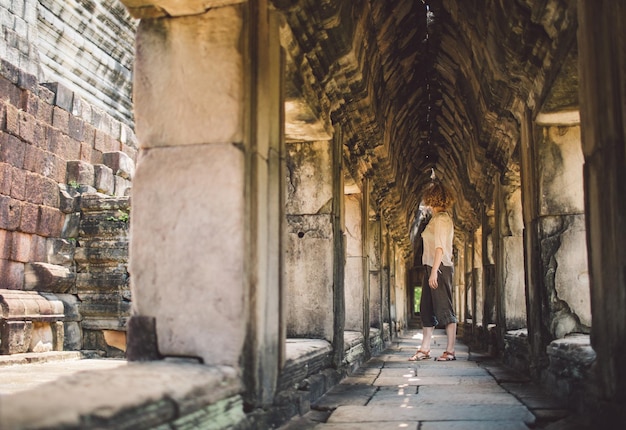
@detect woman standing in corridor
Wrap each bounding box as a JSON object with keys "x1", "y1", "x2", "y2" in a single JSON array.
[{"x1": 409, "y1": 181, "x2": 458, "y2": 361}]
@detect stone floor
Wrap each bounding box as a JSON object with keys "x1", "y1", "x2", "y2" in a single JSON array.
[
  {"x1": 0, "y1": 329, "x2": 590, "y2": 429},
  {"x1": 279, "y1": 328, "x2": 589, "y2": 430}
]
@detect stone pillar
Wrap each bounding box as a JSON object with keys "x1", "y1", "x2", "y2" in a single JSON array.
[
  {"x1": 285, "y1": 140, "x2": 335, "y2": 341},
  {"x1": 368, "y1": 215, "x2": 382, "y2": 330},
  {"x1": 381, "y1": 224, "x2": 392, "y2": 341},
  {"x1": 482, "y1": 209, "x2": 496, "y2": 328},
  {"x1": 521, "y1": 109, "x2": 590, "y2": 376},
  {"x1": 465, "y1": 237, "x2": 475, "y2": 329},
  {"x1": 125, "y1": 4, "x2": 283, "y2": 409},
  {"x1": 578, "y1": 0, "x2": 626, "y2": 422},
  {"x1": 473, "y1": 227, "x2": 484, "y2": 328},
  {"x1": 389, "y1": 238, "x2": 398, "y2": 334},
  {"x1": 344, "y1": 192, "x2": 365, "y2": 332},
  {"x1": 453, "y1": 235, "x2": 466, "y2": 323},
  {"x1": 394, "y1": 245, "x2": 407, "y2": 333},
  {"x1": 495, "y1": 166, "x2": 526, "y2": 331},
  {"x1": 537, "y1": 124, "x2": 590, "y2": 337}
]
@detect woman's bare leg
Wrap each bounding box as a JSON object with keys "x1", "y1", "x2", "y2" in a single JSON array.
[
  {"x1": 445, "y1": 322, "x2": 457, "y2": 353},
  {"x1": 421, "y1": 326, "x2": 434, "y2": 351}
]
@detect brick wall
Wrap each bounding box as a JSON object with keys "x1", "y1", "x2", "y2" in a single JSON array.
[
  {"x1": 0, "y1": 0, "x2": 136, "y2": 126},
  {"x1": 0, "y1": 59, "x2": 137, "y2": 291}
]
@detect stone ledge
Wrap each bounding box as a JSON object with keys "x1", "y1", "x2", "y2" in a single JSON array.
[
  {"x1": 279, "y1": 339, "x2": 332, "y2": 392},
  {"x1": 0, "y1": 350, "x2": 82, "y2": 367},
  {"x1": 0, "y1": 361, "x2": 243, "y2": 429}
]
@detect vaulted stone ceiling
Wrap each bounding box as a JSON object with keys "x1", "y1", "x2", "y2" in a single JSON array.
[{"x1": 275, "y1": 0, "x2": 578, "y2": 252}]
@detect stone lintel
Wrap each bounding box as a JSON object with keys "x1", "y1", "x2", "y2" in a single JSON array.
[
  {"x1": 535, "y1": 109, "x2": 580, "y2": 126},
  {"x1": 120, "y1": 0, "x2": 246, "y2": 19}
]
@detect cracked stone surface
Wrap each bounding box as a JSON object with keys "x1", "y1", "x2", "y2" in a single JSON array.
[{"x1": 280, "y1": 328, "x2": 577, "y2": 429}]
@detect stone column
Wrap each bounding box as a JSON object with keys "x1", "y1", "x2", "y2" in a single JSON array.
[
  {"x1": 464, "y1": 238, "x2": 474, "y2": 330},
  {"x1": 285, "y1": 140, "x2": 335, "y2": 341},
  {"x1": 368, "y1": 215, "x2": 382, "y2": 331},
  {"x1": 344, "y1": 192, "x2": 365, "y2": 332},
  {"x1": 381, "y1": 224, "x2": 392, "y2": 341},
  {"x1": 124, "y1": 4, "x2": 283, "y2": 409},
  {"x1": 394, "y1": 245, "x2": 407, "y2": 333},
  {"x1": 482, "y1": 209, "x2": 496, "y2": 328},
  {"x1": 453, "y1": 234, "x2": 466, "y2": 324},
  {"x1": 473, "y1": 227, "x2": 484, "y2": 329},
  {"x1": 495, "y1": 166, "x2": 526, "y2": 332},
  {"x1": 285, "y1": 122, "x2": 342, "y2": 356},
  {"x1": 578, "y1": 0, "x2": 626, "y2": 421},
  {"x1": 521, "y1": 110, "x2": 590, "y2": 376},
  {"x1": 389, "y1": 239, "x2": 398, "y2": 334}
]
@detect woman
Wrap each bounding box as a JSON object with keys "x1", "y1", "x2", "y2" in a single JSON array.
[{"x1": 409, "y1": 181, "x2": 458, "y2": 361}]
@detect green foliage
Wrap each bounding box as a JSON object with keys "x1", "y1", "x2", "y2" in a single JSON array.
[
  {"x1": 107, "y1": 211, "x2": 130, "y2": 223},
  {"x1": 68, "y1": 180, "x2": 80, "y2": 190},
  {"x1": 414, "y1": 286, "x2": 423, "y2": 314}
]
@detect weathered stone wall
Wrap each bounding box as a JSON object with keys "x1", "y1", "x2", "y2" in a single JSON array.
[
  {"x1": 0, "y1": 53, "x2": 137, "y2": 354},
  {"x1": 285, "y1": 140, "x2": 335, "y2": 340},
  {"x1": 37, "y1": 0, "x2": 135, "y2": 125},
  {"x1": 537, "y1": 125, "x2": 590, "y2": 338},
  {"x1": 0, "y1": 1, "x2": 135, "y2": 125}
]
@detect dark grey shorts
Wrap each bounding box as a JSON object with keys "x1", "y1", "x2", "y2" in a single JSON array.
[{"x1": 419, "y1": 264, "x2": 458, "y2": 327}]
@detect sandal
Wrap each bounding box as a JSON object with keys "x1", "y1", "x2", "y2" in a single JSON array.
[
  {"x1": 408, "y1": 349, "x2": 431, "y2": 361},
  {"x1": 436, "y1": 351, "x2": 456, "y2": 361}
]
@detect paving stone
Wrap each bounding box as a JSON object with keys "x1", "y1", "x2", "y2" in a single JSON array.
[
  {"x1": 326, "y1": 404, "x2": 535, "y2": 425},
  {"x1": 313, "y1": 384, "x2": 378, "y2": 409},
  {"x1": 420, "y1": 421, "x2": 529, "y2": 430},
  {"x1": 415, "y1": 366, "x2": 490, "y2": 377},
  {"x1": 412, "y1": 392, "x2": 524, "y2": 406},
  {"x1": 418, "y1": 384, "x2": 509, "y2": 395},
  {"x1": 315, "y1": 423, "x2": 419, "y2": 430}
]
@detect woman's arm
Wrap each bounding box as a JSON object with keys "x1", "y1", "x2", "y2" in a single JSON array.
[{"x1": 429, "y1": 247, "x2": 443, "y2": 289}]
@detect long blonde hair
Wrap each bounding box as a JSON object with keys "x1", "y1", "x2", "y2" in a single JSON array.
[{"x1": 422, "y1": 182, "x2": 454, "y2": 210}]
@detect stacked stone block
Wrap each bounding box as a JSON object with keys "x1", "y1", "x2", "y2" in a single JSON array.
[{"x1": 0, "y1": 53, "x2": 136, "y2": 355}]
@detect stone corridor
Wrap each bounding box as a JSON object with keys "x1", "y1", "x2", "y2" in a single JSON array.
[
  {"x1": 2, "y1": 0, "x2": 626, "y2": 427},
  {"x1": 280, "y1": 323, "x2": 581, "y2": 430},
  {"x1": 0, "y1": 322, "x2": 583, "y2": 430}
]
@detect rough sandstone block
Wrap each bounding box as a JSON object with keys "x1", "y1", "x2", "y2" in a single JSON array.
[
  {"x1": 24, "y1": 172, "x2": 44, "y2": 204},
  {"x1": 103, "y1": 151, "x2": 135, "y2": 180},
  {"x1": 94, "y1": 164, "x2": 115, "y2": 194},
  {"x1": 52, "y1": 106, "x2": 70, "y2": 133},
  {"x1": 0, "y1": 133, "x2": 26, "y2": 168},
  {"x1": 18, "y1": 110, "x2": 36, "y2": 144},
  {"x1": 0, "y1": 196, "x2": 22, "y2": 230},
  {"x1": 0, "y1": 162, "x2": 12, "y2": 194},
  {"x1": 134, "y1": 7, "x2": 244, "y2": 148},
  {"x1": 66, "y1": 160, "x2": 95, "y2": 187},
  {"x1": 24, "y1": 262, "x2": 76, "y2": 293},
  {"x1": 131, "y1": 143, "x2": 245, "y2": 366},
  {"x1": 10, "y1": 231, "x2": 31, "y2": 263},
  {"x1": 19, "y1": 202, "x2": 39, "y2": 234},
  {"x1": 58, "y1": 183, "x2": 80, "y2": 213},
  {"x1": 61, "y1": 212, "x2": 81, "y2": 239},
  {"x1": 114, "y1": 175, "x2": 132, "y2": 197},
  {"x1": 0, "y1": 320, "x2": 32, "y2": 354},
  {"x1": 0, "y1": 229, "x2": 10, "y2": 259},
  {"x1": 63, "y1": 321, "x2": 82, "y2": 350},
  {"x1": 9, "y1": 167, "x2": 26, "y2": 200},
  {"x1": 0, "y1": 259, "x2": 25, "y2": 289},
  {"x1": 41, "y1": 82, "x2": 74, "y2": 112},
  {"x1": 37, "y1": 205, "x2": 63, "y2": 237},
  {"x1": 42, "y1": 177, "x2": 60, "y2": 207},
  {"x1": 46, "y1": 238, "x2": 76, "y2": 266}
]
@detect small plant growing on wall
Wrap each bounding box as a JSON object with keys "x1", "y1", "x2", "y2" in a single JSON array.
[{"x1": 107, "y1": 210, "x2": 130, "y2": 223}]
